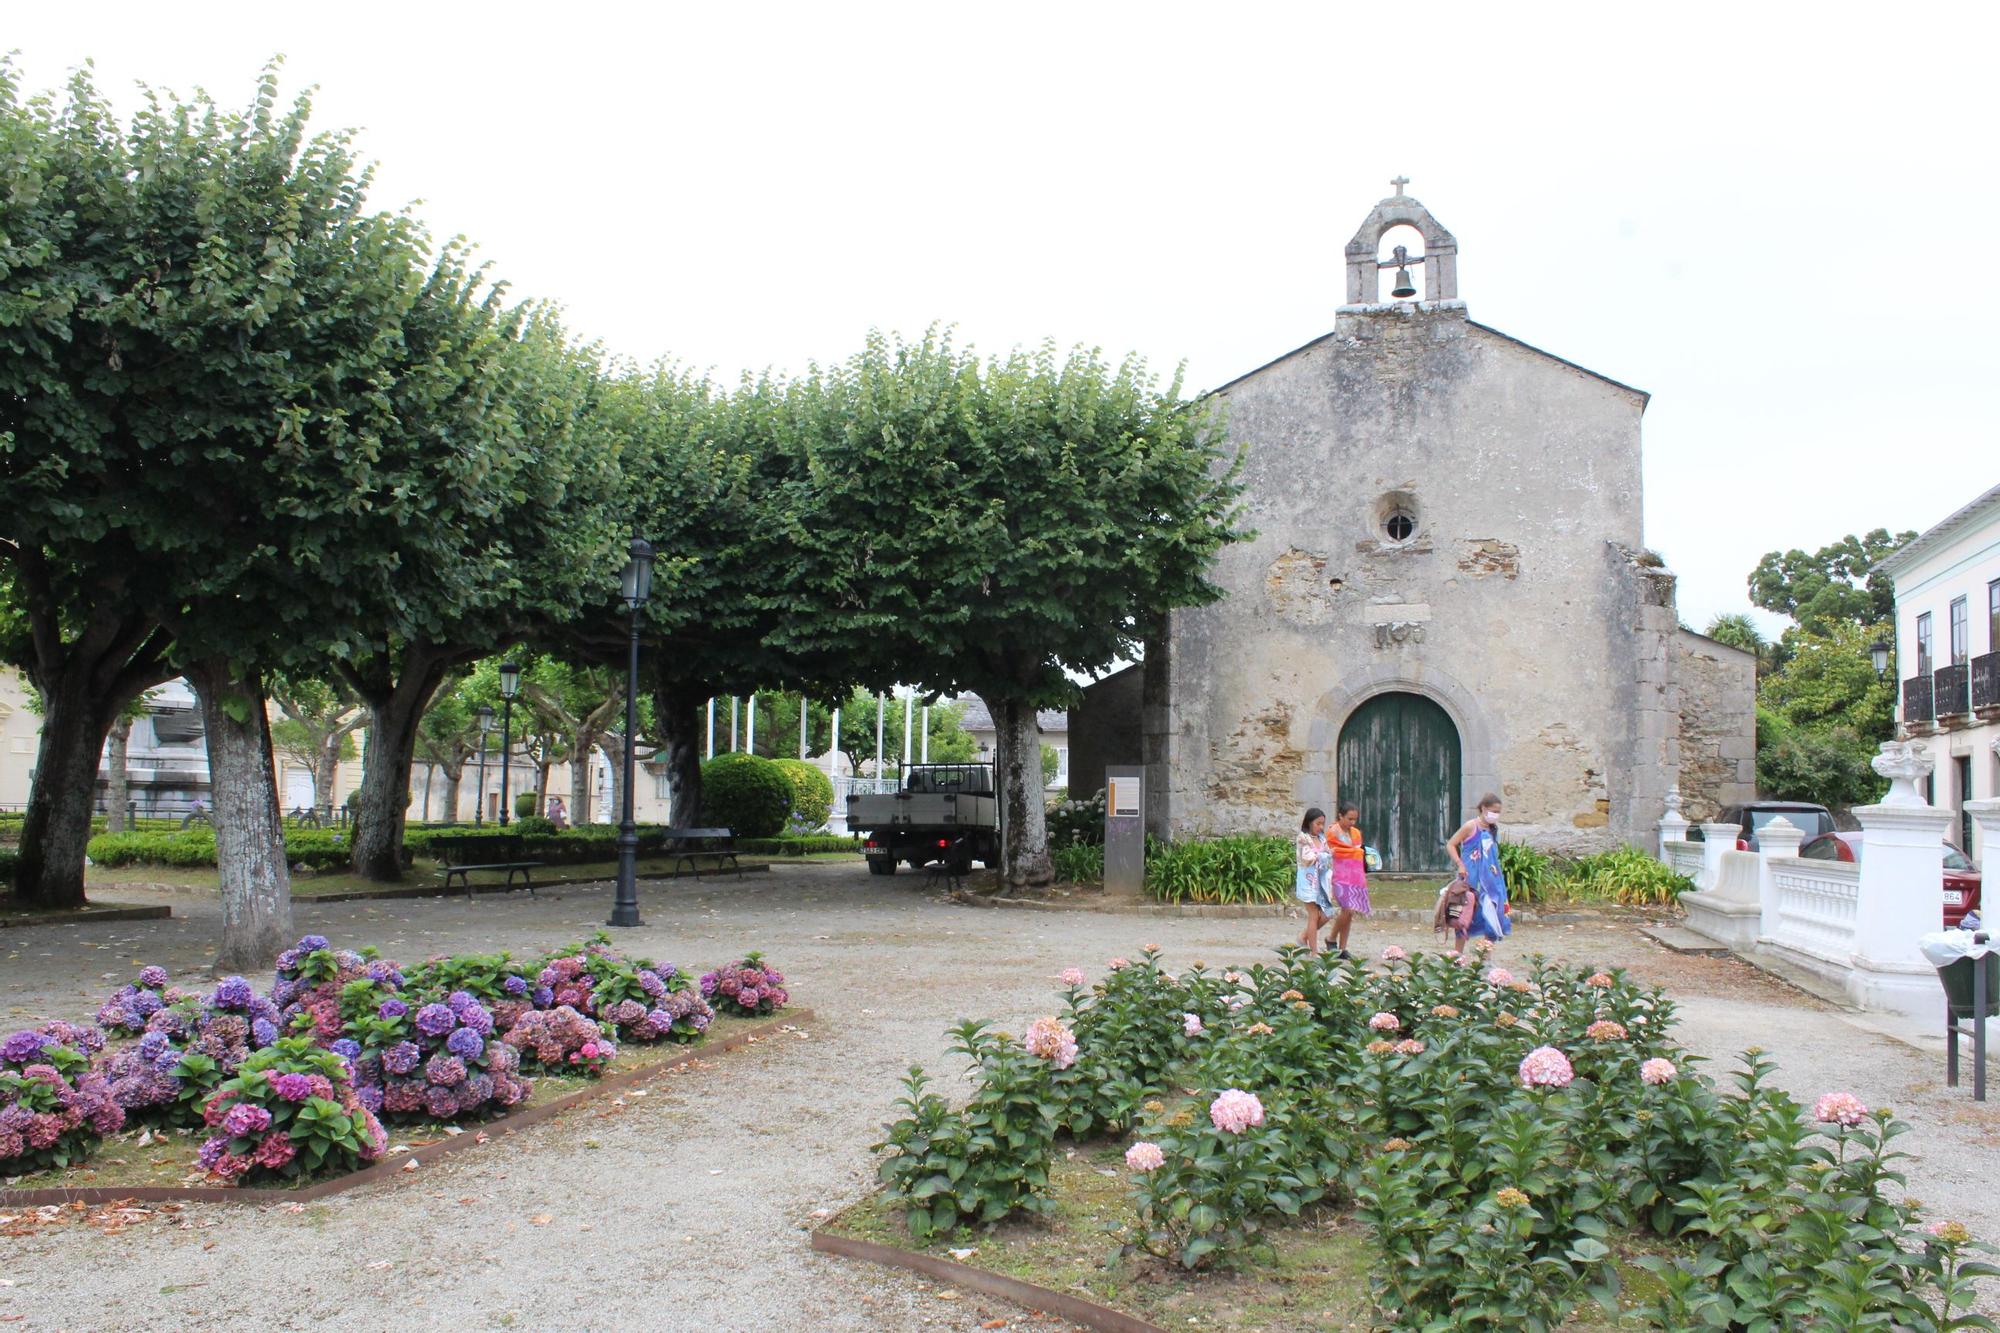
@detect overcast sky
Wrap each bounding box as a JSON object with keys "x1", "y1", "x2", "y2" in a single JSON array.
[{"x1": 9, "y1": 3, "x2": 1994, "y2": 635}]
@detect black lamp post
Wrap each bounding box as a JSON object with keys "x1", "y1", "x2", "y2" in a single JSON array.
[
  {"x1": 473, "y1": 705, "x2": 495, "y2": 826},
  {"x1": 498, "y1": 661, "x2": 521, "y2": 826},
  {"x1": 1869, "y1": 640, "x2": 1892, "y2": 678},
  {"x1": 610, "y1": 536, "x2": 656, "y2": 928}
]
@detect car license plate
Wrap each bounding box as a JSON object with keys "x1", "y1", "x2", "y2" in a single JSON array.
[{"x1": 1944, "y1": 890, "x2": 1965, "y2": 906}]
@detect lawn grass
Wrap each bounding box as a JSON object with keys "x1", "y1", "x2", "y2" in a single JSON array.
[
  {"x1": 82, "y1": 853, "x2": 851, "y2": 900},
  {"x1": 1, "y1": 1012, "x2": 776, "y2": 1194},
  {"x1": 826, "y1": 1142, "x2": 1669, "y2": 1331}
]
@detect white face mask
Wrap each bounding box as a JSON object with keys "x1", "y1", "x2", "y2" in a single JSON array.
[{"x1": 1482, "y1": 810, "x2": 1500, "y2": 825}]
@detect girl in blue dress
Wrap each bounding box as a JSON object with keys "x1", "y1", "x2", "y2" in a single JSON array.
[
  {"x1": 1447, "y1": 793, "x2": 1511, "y2": 944},
  {"x1": 1294, "y1": 807, "x2": 1334, "y2": 954}
]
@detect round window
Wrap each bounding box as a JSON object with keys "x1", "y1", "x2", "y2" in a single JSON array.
[{"x1": 1384, "y1": 511, "x2": 1415, "y2": 542}]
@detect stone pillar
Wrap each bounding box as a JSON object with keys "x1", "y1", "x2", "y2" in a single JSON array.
[
  {"x1": 1848, "y1": 742, "x2": 1952, "y2": 1018},
  {"x1": 1696, "y1": 822, "x2": 1738, "y2": 892},
  {"x1": 1657, "y1": 786, "x2": 1689, "y2": 860},
  {"x1": 1754, "y1": 815, "x2": 1805, "y2": 945},
  {"x1": 1968, "y1": 797, "x2": 2000, "y2": 900}
]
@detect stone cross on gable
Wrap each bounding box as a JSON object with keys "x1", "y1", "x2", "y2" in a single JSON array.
[{"x1": 1391, "y1": 175, "x2": 1410, "y2": 196}]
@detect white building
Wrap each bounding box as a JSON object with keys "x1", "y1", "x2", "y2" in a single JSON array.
[{"x1": 1880, "y1": 482, "x2": 2000, "y2": 862}]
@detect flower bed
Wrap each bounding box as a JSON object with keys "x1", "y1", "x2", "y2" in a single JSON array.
[
  {"x1": 1, "y1": 933, "x2": 793, "y2": 1194},
  {"x1": 855, "y1": 944, "x2": 1997, "y2": 1330}
]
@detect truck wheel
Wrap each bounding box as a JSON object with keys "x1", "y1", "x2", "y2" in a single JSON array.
[{"x1": 868, "y1": 858, "x2": 896, "y2": 876}]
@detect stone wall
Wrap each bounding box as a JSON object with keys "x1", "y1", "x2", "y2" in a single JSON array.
[
  {"x1": 1156, "y1": 304, "x2": 1675, "y2": 854},
  {"x1": 1674, "y1": 629, "x2": 1758, "y2": 821}
]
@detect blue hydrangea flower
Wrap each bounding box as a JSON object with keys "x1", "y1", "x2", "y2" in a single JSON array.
[
  {"x1": 211, "y1": 976, "x2": 255, "y2": 1011},
  {"x1": 382, "y1": 1041, "x2": 422, "y2": 1076},
  {"x1": 502, "y1": 975, "x2": 529, "y2": 996},
  {"x1": 445, "y1": 1027, "x2": 483, "y2": 1059},
  {"x1": 1, "y1": 1030, "x2": 50, "y2": 1064},
  {"x1": 378, "y1": 998, "x2": 409, "y2": 1020},
  {"x1": 330, "y1": 1038, "x2": 362, "y2": 1059},
  {"x1": 532, "y1": 986, "x2": 554, "y2": 1008},
  {"x1": 413, "y1": 1004, "x2": 456, "y2": 1038},
  {"x1": 446, "y1": 990, "x2": 477, "y2": 1015},
  {"x1": 250, "y1": 1018, "x2": 280, "y2": 1047},
  {"x1": 298, "y1": 935, "x2": 331, "y2": 953}
]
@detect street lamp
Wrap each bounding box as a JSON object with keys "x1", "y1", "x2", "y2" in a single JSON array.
[
  {"x1": 610, "y1": 536, "x2": 655, "y2": 928},
  {"x1": 498, "y1": 660, "x2": 521, "y2": 827},
  {"x1": 473, "y1": 705, "x2": 496, "y2": 826},
  {"x1": 1869, "y1": 640, "x2": 1892, "y2": 678}
]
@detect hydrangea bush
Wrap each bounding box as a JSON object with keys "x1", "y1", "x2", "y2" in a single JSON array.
[
  {"x1": 502, "y1": 1005, "x2": 614, "y2": 1076},
  {"x1": 699, "y1": 953, "x2": 788, "y2": 1019},
  {"x1": 196, "y1": 1038, "x2": 388, "y2": 1182},
  {"x1": 0, "y1": 1026, "x2": 124, "y2": 1171}
]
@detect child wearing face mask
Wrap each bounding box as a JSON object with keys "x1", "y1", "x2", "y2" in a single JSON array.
[{"x1": 1447, "y1": 794, "x2": 1511, "y2": 945}]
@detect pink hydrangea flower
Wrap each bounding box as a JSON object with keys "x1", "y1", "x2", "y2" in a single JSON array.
[
  {"x1": 1585, "y1": 972, "x2": 1614, "y2": 988},
  {"x1": 1124, "y1": 1141, "x2": 1165, "y2": 1172},
  {"x1": 1813, "y1": 1091, "x2": 1868, "y2": 1127},
  {"x1": 1107, "y1": 957, "x2": 1130, "y2": 971},
  {"x1": 1393, "y1": 1039, "x2": 1426, "y2": 1056},
  {"x1": 1519, "y1": 1046, "x2": 1574, "y2": 1089},
  {"x1": 1141, "y1": 943, "x2": 1160, "y2": 954},
  {"x1": 1380, "y1": 946, "x2": 1408, "y2": 962},
  {"x1": 1024, "y1": 1016, "x2": 1078, "y2": 1070},
  {"x1": 1367, "y1": 1012, "x2": 1401, "y2": 1032},
  {"x1": 1058, "y1": 967, "x2": 1085, "y2": 987},
  {"x1": 1485, "y1": 967, "x2": 1515, "y2": 986},
  {"x1": 1209, "y1": 1089, "x2": 1265, "y2": 1134},
  {"x1": 1183, "y1": 1013, "x2": 1204, "y2": 1038},
  {"x1": 1640, "y1": 1058, "x2": 1677, "y2": 1085},
  {"x1": 1585, "y1": 1020, "x2": 1628, "y2": 1041}
]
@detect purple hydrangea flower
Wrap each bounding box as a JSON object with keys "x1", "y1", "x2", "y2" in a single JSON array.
[
  {"x1": 424, "y1": 1054, "x2": 467, "y2": 1087},
  {"x1": 130, "y1": 991, "x2": 164, "y2": 1019},
  {"x1": 138, "y1": 1032, "x2": 172, "y2": 1062},
  {"x1": 423, "y1": 1085, "x2": 459, "y2": 1119},
  {"x1": 445, "y1": 1028, "x2": 483, "y2": 1060},
  {"x1": 2, "y1": 1031, "x2": 50, "y2": 1065},
  {"x1": 355, "y1": 1083, "x2": 383, "y2": 1114},
  {"x1": 413, "y1": 1004, "x2": 456, "y2": 1037},
  {"x1": 446, "y1": 990, "x2": 477, "y2": 1015},
  {"x1": 382, "y1": 1042, "x2": 421, "y2": 1076},
  {"x1": 270, "y1": 1073, "x2": 314, "y2": 1102},
  {"x1": 250, "y1": 1019, "x2": 279, "y2": 1047},
  {"x1": 298, "y1": 935, "x2": 331, "y2": 953},
  {"x1": 211, "y1": 976, "x2": 255, "y2": 1011},
  {"x1": 196, "y1": 1136, "x2": 229, "y2": 1171},
  {"x1": 138, "y1": 965, "x2": 170, "y2": 989},
  {"x1": 532, "y1": 986, "x2": 554, "y2": 1008},
  {"x1": 638, "y1": 971, "x2": 668, "y2": 999},
  {"x1": 502, "y1": 975, "x2": 528, "y2": 996},
  {"x1": 274, "y1": 948, "x2": 302, "y2": 973},
  {"x1": 457, "y1": 1005, "x2": 494, "y2": 1037},
  {"x1": 330, "y1": 1038, "x2": 362, "y2": 1059},
  {"x1": 378, "y1": 998, "x2": 409, "y2": 1021},
  {"x1": 222, "y1": 1103, "x2": 272, "y2": 1137},
  {"x1": 365, "y1": 961, "x2": 400, "y2": 985}
]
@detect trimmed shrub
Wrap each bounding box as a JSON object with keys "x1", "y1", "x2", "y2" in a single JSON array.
[
  {"x1": 773, "y1": 759, "x2": 834, "y2": 832},
  {"x1": 737, "y1": 835, "x2": 861, "y2": 857},
  {"x1": 699, "y1": 754, "x2": 793, "y2": 838},
  {"x1": 512, "y1": 815, "x2": 557, "y2": 839},
  {"x1": 85, "y1": 829, "x2": 356, "y2": 872},
  {"x1": 514, "y1": 791, "x2": 539, "y2": 819}
]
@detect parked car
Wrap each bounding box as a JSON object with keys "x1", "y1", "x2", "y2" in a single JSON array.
[
  {"x1": 1797, "y1": 831, "x2": 1983, "y2": 928},
  {"x1": 1692, "y1": 801, "x2": 1837, "y2": 852}
]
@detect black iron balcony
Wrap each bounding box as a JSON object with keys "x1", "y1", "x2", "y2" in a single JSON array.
[
  {"x1": 1903, "y1": 674, "x2": 1934, "y2": 724},
  {"x1": 1935, "y1": 664, "x2": 1972, "y2": 718},
  {"x1": 1974, "y1": 652, "x2": 2000, "y2": 712}
]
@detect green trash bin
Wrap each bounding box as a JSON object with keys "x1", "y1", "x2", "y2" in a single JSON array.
[{"x1": 1938, "y1": 953, "x2": 2000, "y2": 1020}]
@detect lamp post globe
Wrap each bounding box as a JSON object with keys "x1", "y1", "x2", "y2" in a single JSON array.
[
  {"x1": 1869, "y1": 640, "x2": 1891, "y2": 678},
  {"x1": 498, "y1": 661, "x2": 521, "y2": 826},
  {"x1": 611, "y1": 539, "x2": 656, "y2": 928}
]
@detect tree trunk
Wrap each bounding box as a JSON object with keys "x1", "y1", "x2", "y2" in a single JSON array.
[
  {"x1": 602, "y1": 738, "x2": 624, "y2": 827},
  {"x1": 105, "y1": 716, "x2": 133, "y2": 834},
  {"x1": 420, "y1": 764, "x2": 434, "y2": 821},
  {"x1": 994, "y1": 695, "x2": 1053, "y2": 892},
  {"x1": 533, "y1": 760, "x2": 551, "y2": 818},
  {"x1": 570, "y1": 729, "x2": 595, "y2": 825},
  {"x1": 347, "y1": 658, "x2": 452, "y2": 882},
  {"x1": 655, "y1": 687, "x2": 705, "y2": 827},
  {"x1": 12, "y1": 679, "x2": 116, "y2": 908},
  {"x1": 441, "y1": 768, "x2": 461, "y2": 823},
  {"x1": 312, "y1": 737, "x2": 340, "y2": 814},
  {"x1": 190, "y1": 661, "x2": 293, "y2": 972}
]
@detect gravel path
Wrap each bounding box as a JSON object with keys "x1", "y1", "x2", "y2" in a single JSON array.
[{"x1": 3, "y1": 865, "x2": 1997, "y2": 1331}]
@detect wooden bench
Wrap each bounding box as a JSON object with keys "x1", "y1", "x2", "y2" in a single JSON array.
[
  {"x1": 431, "y1": 834, "x2": 541, "y2": 898},
  {"x1": 660, "y1": 827, "x2": 740, "y2": 879}
]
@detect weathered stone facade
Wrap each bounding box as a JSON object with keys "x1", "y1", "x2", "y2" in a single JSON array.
[
  {"x1": 1673, "y1": 631, "x2": 1759, "y2": 823},
  {"x1": 1084, "y1": 188, "x2": 1753, "y2": 863}
]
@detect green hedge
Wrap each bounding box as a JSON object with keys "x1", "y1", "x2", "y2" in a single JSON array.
[
  {"x1": 738, "y1": 834, "x2": 860, "y2": 856},
  {"x1": 0, "y1": 847, "x2": 16, "y2": 888},
  {"x1": 87, "y1": 828, "x2": 357, "y2": 871}
]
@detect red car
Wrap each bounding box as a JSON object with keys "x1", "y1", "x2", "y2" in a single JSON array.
[{"x1": 1797, "y1": 832, "x2": 1983, "y2": 928}]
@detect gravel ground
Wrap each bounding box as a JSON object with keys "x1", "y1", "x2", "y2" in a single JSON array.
[{"x1": 3, "y1": 864, "x2": 1997, "y2": 1332}]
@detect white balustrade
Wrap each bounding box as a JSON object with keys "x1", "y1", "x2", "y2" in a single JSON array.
[
  {"x1": 1765, "y1": 856, "x2": 1861, "y2": 967},
  {"x1": 1664, "y1": 840, "x2": 1704, "y2": 881}
]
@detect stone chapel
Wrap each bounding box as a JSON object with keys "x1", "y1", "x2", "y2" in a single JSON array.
[{"x1": 1071, "y1": 184, "x2": 1756, "y2": 870}]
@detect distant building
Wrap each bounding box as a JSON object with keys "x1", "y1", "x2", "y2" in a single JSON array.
[
  {"x1": 951, "y1": 696, "x2": 1069, "y2": 789},
  {"x1": 1879, "y1": 482, "x2": 2000, "y2": 863}
]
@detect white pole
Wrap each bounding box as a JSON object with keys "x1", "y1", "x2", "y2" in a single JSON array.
[
  {"x1": 903, "y1": 692, "x2": 914, "y2": 767},
  {"x1": 921, "y1": 705, "x2": 930, "y2": 763},
  {"x1": 875, "y1": 694, "x2": 885, "y2": 780},
  {"x1": 828, "y1": 708, "x2": 841, "y2": 776},
  {"x1": 799, "y1": 696, "x2": 809, "y2": 760},
  {"x1": 746, "y1": 695, "x2": 757, "y2": 754},
  {"x1": 729, "y1": 697, "x2": 739, "y2": 752},
  {"x1": 705, "y1": 699, "x2": 715, "y2": 760}
]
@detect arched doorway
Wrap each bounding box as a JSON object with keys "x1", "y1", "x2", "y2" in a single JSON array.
[{"x1": 1336, "y1": 692, "x2": 1461, "y2": 873}]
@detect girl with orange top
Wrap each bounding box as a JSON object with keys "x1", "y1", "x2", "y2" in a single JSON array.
[{"x1": 1326, "y1": 801, "x2": 1370, "y2": 959}]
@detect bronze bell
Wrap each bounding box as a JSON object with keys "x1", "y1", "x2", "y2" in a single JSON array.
[{"x1": 1389, "y1": 245, "x2": 1417, "y2": 299}]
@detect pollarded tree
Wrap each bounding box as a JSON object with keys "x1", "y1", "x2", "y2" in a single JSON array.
[
  {"x1": 269, "y1": 674, "x2": 365, "y2": 812},
  {"x1": 775, "y1": 332, "x2": 1246, "y2": 890}
]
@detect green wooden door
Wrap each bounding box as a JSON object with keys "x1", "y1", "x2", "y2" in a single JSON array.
[{"x1": 1335, "y1": 692, "x2": 1461, "y2": 873}]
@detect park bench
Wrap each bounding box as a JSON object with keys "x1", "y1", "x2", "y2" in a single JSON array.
[
  {"x1": 431, "y1": 833, "x2": 541, "y2": 898},
  {"x1": 660, "y1": 827, "x2": 740, "y2": 879}
]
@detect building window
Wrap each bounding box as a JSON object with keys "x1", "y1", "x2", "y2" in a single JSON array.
[
  {"x1": 653, "y1": 771, "x2": 670, "y2": 800},
  {"x1": 1915, "y1": 612, "x2": 1933, "y2": 675},
  {"x1": 1053, "y1": 746, "x2": 1070, "y2": 788},
  {"x1": 1989, "y1": 579, "x2": 1999, "y2": 654},
  {"x1": 1949, "y1": 597, "x2": 1968, "y2": 667}
]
